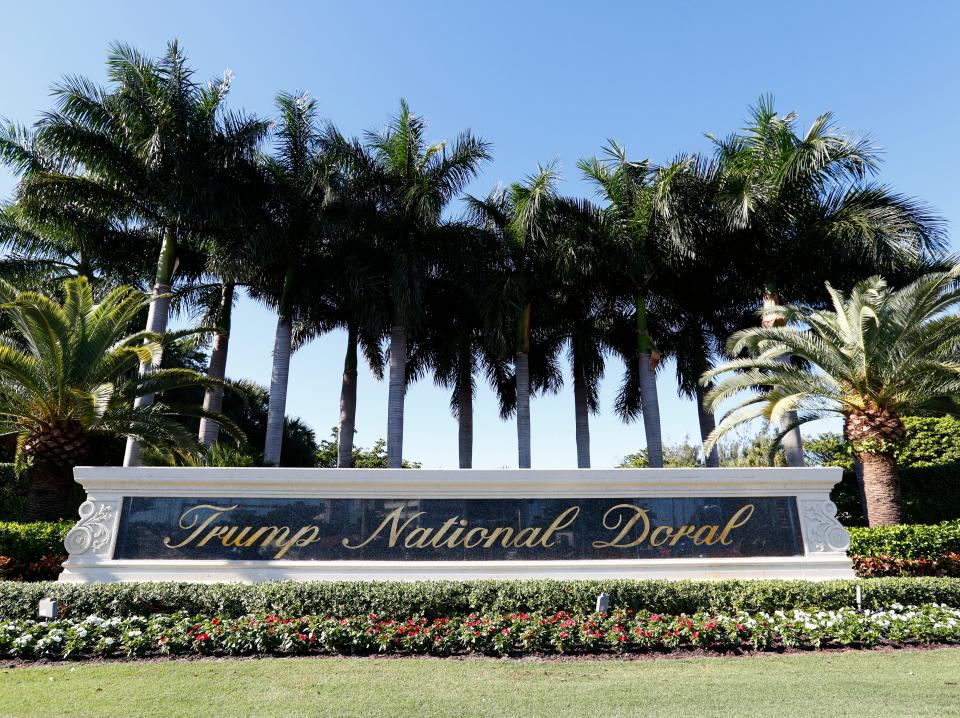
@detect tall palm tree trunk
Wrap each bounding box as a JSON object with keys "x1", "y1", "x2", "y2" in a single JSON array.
[
  {"x1": 123, "y1": 226, "x2": 176, "y2": 467},
  {"x1": 386, "y1": 324, "x2": 407, "y2": 469},
  {"x1": 457, "y1": 378, "x2": 473, "y2": 469},
  {"x1": 515, "y1": 304, "x2": 532, "y2": 469},
  {"x1": 199, "y1": 282, "x2": 234, "y2": 448},
  {"x1": 337, "y1": 323, "x2": 359, "y2": 468},
  {"x1": 858, "y1": 451, "x2": 905, "y2": 526},
  {"x1": 573, "y1": 362, "x2": 591, "y2": 469},
  {"x1": 515, "y1": 351, "x2": 531, "y2": 469},
  {"x1": 635, "y1": 296, "x2": 663, "y2": 468},
  {"x1": 263, "y1": 268, "x2": 295, "y2": 466},
  {"x1": 762, "y1": 290, "x2": 805, "y2": 467},
  {"x1": 695, "y1": 384, "x2": 720, "y2": 467}
]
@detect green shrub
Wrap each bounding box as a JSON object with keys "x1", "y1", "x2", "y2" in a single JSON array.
[
  {"x1": 1, "y1": 578, "x2": 959, "y2": 621},
  {"x1": 0, "y1": 464, "x2": 24, "y2": 521},
  {"x1": 0, "y1": 521, "x2": 72, "y2": 563},
  {"x1": 848, "y1": 520, "x2": 960, "y2": 560}
]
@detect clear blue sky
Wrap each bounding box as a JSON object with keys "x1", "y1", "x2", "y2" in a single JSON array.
[{"x1": 2, "y1": 1, "x2": 957, "y2": 467}]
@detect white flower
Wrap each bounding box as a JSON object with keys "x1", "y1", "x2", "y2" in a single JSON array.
[{"x1": 103, "y1": 637, "x2": 114, "y2": 646}]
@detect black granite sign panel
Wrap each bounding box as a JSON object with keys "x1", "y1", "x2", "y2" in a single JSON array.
[{"x1": 112, "y1": 496, "x2": 803, "y2": 561}]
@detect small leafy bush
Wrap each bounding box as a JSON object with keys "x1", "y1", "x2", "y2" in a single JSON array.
[
  {"x1": 0, "y1": 521, "x2": 71, "y2": 564},
  {"x1": 848, "y1": 520, "x2": 960, "y2": 560}
]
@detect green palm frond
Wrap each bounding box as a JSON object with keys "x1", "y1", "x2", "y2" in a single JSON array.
[
  {"x1": 0, "y1": 276, "x2": 239, "y2": 453},
  {"x1": 703, "y1": 266, "x2": 960, "y2": 454}
]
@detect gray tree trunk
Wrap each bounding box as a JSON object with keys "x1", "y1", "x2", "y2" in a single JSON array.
[
  {"x1": 123, "y1": 283, "x2": 171, "y2": 467},
  {"x1": 199, "y1": 283, "x2": 234, "y2": 448},
  {"x1": 337, "y1": 326, "x2": 359, "y2": 468},
  {"x1": 695, "y1": 384, "x2": 720, "y2": 467},
  {"x1": 386, "y1": 326, "x2": 407, "y2": 469},
  {"x1": 263, "y1": 315, "x2": 292, "y2": 466},
  {"x1": 638, "y1": 352, "x2": 663, "y2": 468},
  {"x1": 573, "y1": 367, "x2": 591, "y2": 469},
  {"x1": 763, "y1": 293, "x2": 805, "y2": 467},
  {"x1": 515, "y1": 351, "x2": 531, "y2": 469},
  {"x1": 780, "y1": 411, "x2": 806, "y2": 467},
  {"x1": 457, "y1": 380, "x2": 473, "y2": 469}
]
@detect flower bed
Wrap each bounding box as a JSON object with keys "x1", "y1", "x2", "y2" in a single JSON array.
[{"x1": 2, "y1": 604, "x2": 958, "y2": 660}]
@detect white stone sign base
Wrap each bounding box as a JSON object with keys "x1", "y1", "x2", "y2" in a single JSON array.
[{"x1": 59, "y1": 467, "x2": 854, "y2": 583}]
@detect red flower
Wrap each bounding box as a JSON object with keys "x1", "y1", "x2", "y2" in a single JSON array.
[
  {"x1": 650, "y1": 614, "x2": 660, "y2": 622},
  {"x1": 212, "y1": 618, "x2": 221, "y2": 626},
  {"x1": 560, "y1": 632, "x2": 568, "y2": 639},
  {"x1": 501, "y1": 628, "x2": 510, "y2": 635}
]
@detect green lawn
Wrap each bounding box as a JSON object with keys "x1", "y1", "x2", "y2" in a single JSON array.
[{"x1": 1, "y1": 649, "x2": 959, "y2": 718}]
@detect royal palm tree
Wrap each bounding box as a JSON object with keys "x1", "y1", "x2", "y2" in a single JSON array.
[
  {"x1": 702, "y1": 268, "x2": 960, "y2": 525},
  {"x1": 0, "y1": 277, "x2": 236, "y2": 520},
  {"x1": 405, "y1": 221, "x2": 510, "y2": 468},
  {"x1": 702, "y1": 96, "x2": 945, "y2": 466},
  {"x1": 546, "y1": 197, "x2": 614, "y2": 468},
  {"x1": 466, "y1": 165, "x2": 566, "y2": 468},
  {"x1": 579, "y1": 141, "x2": 694, "y2": 467},
  {"x1": 315, "y1": 131, "x2": 392, "y2": 467},
  {"x1": 364, "y1": 100, "x2": 490, "y2": 468},
  {"x1": 249, "y1": 91, "x2": 337, "y2": 466},
  {"x1": 196, "y1": 146, "x2": 271, "y2": 449},
  {"x1": 31, "y1": 42, "x2": 267, "y2": 466}
]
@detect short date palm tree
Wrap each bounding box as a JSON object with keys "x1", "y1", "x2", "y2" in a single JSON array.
[
  {"x1": 0, "y1": 277, "x2": 235, "y2": 520},
  {"x1": 702, "y1": 268, "x2": 960, "y2": 525}
]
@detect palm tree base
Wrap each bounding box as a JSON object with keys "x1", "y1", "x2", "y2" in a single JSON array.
[
  {"x1": 859, "y1": 451, "x2": 905, "y2": 526},
  {"x1": 24, "y1": 463, "x2": 77, "y2": 522}
]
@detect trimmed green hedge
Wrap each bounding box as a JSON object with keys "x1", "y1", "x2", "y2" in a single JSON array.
[
  {"x1": 848, "y1": 520, "x2": 960, "y2": 560},
  {"x1": 2, "y1": 578, "x2": 960, "y2": 621},
  {"x1": 0, "y1": 521, "x2": 71, "y2": 563}
]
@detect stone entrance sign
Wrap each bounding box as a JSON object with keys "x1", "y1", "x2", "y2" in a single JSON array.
[{"x1": 59, "y1": 468, "x2": 853, "y2": 582}]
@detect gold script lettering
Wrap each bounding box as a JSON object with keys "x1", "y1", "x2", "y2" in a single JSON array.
[
  {"x1": 342, "y1": 506, "x2": 425, "y2": 550},
  {"x1": 163, "y1": 504, "x2": 239, "y2": 549},
  {"x1": 592, "y1": 504, "x2": 650, "y2": 548},
  {"x1": 718, "y1": 504, "x2": 755, "y2": 545}
]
